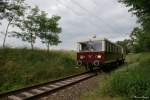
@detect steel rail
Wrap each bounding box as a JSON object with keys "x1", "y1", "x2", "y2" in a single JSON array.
[{"x1": 0, "y1": 71, "x2": 97, "y2": 100}]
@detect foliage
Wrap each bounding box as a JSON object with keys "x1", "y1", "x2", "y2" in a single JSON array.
[
  {"x1": 102, "y1": 53, "x2": 150, "y2": 99},
  {"x1": 37, "y1": 12, "x2": 62, "y2": 51},
  {"x1": 116, "y1": 39, "x2": 132, "y2": 54},
  {"x1": 1, "y1": 1, "x2": 62, "y2": 50},
  {"x1": 14, "y1": 6, "x2": 40, "y2": 50},
  {"x1": 130, "y1": 27, "x2": 150, "y2": 52},
  {"x1": 0, "y1": 48, "x2": 83, "y2": 93},
  {"x1": 119, "y1": 0, "x2": 150, "y2": 17},
  {"x1": 80, "y1": 53, "x2": 150, "y2": 100},
  {"x1": 14, "y1": 7, "x2": 62, "y2": 50},
  {"x1": 0, "y1": 0, "x2": 28, "y2": 48},
  {"x1": 119, "y1": 0, "x2": 150, "y2": 52}
]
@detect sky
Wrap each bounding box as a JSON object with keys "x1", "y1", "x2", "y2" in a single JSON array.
[{"x1": 0, "y1": 0, "x2": 138, "y2": 50}]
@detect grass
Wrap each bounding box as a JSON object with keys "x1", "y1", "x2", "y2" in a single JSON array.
[
  {"x1": 80, "y1": 52, "x2": 150, "y2": 100},
  {"x1": 0, "y1": 48, "x2": 84, "y2": 93}
]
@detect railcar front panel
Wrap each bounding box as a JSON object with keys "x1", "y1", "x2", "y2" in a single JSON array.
[{"x1": 77, "y1": 52, "x2": 106, "y2": 66}]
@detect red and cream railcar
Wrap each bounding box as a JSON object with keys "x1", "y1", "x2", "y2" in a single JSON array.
[{"x1": 77, "y1": 38, "x2": 125, "y2": 70}]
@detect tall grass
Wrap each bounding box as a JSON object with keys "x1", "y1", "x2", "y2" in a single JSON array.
[
  {"x1": 80, "y1": 52, "x2": 150, "y2": 100},
  {"x1": 0, "y1": 48, "x2": 84, "y2": 93},
  {"x1": 103, "y1": 52, "x2": 150, "y2": 99}
]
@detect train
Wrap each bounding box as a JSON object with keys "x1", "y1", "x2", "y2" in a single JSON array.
[{"x1": 77, "y1": 38, "x2": 125, "y2": 71}]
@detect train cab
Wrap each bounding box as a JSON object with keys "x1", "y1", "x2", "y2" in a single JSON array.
[
  {"x1": 77, "y1": 39, "x2": 105, "y2": 66},
  {"x1": 77, "y1": 38, "x2": 125, "y2": 71}
]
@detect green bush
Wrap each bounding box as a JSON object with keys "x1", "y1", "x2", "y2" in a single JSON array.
[{"x1": 103, "y1": 53, "x2": 150, "y2": 99}]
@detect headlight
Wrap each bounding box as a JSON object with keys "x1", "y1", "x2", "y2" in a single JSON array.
[
  {"x1": 80, "y1": 55, "x2": 85, "y2": 59},
  {"x1": 97, "y1": 55, "x2": 102, "y2": 59}
]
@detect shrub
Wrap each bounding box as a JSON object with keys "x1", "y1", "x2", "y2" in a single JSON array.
[{"x1": 103, "y1": 53, "x2": 150, "y2": 99}]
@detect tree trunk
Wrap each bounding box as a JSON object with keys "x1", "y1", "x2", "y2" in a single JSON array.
[
  {"x1": 3, "y1": 20, "x2": 12, "y2": 48},
  {"x1": 44, "y1": 32, "x2": 50, "y2": 52},
  {"x1": 30, "y1": 33, "x2": 34, "y2": 50},
  {"x1": 45, "y1": 42, "x2": 50, "y2": 53},
  {"x1": 47, "y1": 43, "x2": 50, "y2": 52},
  {"x1": 31, "y1": 41, "x2": 34, "y2": 50}
]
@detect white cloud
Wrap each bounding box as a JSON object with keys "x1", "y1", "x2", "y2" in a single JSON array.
[{"x1": 0, "y1": 0, "x2": 138, "y2": 50}]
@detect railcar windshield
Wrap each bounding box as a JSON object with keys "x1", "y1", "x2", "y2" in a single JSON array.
[{"x1": 78, "y1": 41, "x2": 103, "y2": 52}]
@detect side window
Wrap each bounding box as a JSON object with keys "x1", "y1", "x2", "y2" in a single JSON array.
[
  {"x1": 106, "y1": 42, "x2": 109, "y2": 52},
  {"x1": 119, "y1": 47, "x2": 121, "y2": 53},
  {"x1": 108, "y1": 43, "x2": 110, "y2": 52},
  {"x1": 113, "y1": 45, "x2": 115, "y2": 53},
  {"x1": 110, "y1": 44, "x2": 112, "y2": 53},
  {"x1": 114, "y1": 45, "x2": 115, "y2": 53},
  {"x1": 104, "y1": 41, "x2": 106, "y2": 52},
  {"x1": 106, "y1": 42, "x2": 108, "y2": 52},
  {"x1": 116, "y1": 47, "x2": 118, "y2": 53},
  {"x1": 109, "y1": 43, "x2": 111, "y2": 53},
  {"x1": 112, "y1": 45, "x2": 114, "y2": 53},
  {"x1": 110, "y1": 44, "x2": 112, "y2": 52},
  {"x1": 106, "y1": 42, "x2": 107, "y2": 52},
  {"x1": 105, "y1": 41, "x2": 107, "y2": 52}
]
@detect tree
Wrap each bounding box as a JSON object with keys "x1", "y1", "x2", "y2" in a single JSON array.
[
  {"x1": 14, "y1": 6, "x2": 40, "y2": 50},
  {"x1": 45, "y1": 15, "x2": 62, "y2": 51},
  {"x1": 119, "y1": 0, "x2": 150, "y2": 17},
  {"x1": 38, "y1": 12, "x2": 62, "y2": 51},
  {"x1": 45, "y1": 34, "x2": 61, "y2": 52},
  {"x1": 116, "y1": 39, "x2": 132, "y2": 54},
  {"x1": 0, "y1": 0, "x2": 7, "y2": 23},
  {"x1": 0, "y1": 0, "x2": 28, "y2": 48},
  {"x1": 119, "y1": 0, "x2": 150, "y2": 52},
  {"x1": 119, "y1": 0, "x2": 150, "y2": 31},
  {"x1": 130, "y1": 27, "x2": 150, "y2": 52}
]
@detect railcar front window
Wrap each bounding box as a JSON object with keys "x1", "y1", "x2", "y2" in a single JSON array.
[{"x1": 79, "y1": 41, "x2": 102, "y2": 52}]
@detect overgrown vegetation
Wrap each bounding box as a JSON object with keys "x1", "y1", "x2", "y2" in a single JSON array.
[
  {"x1": 117, "y1": 0, "x2": 150, "y2": 53},
  {"x1": 103, "y1": 53, "x2": 150, "y2": 99},
  {"x1": 80, "y1": 53, "x2": 150, "y2": 100},
  {"x1": 99, "y1": 0, "x2": 150, "y2": 99},
  {"x1": 0, "y1": 48, "x2": 84, "y2": 93}
]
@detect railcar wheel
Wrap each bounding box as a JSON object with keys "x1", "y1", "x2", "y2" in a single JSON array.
[{"x1": 77, "y1": 60, "x2": 82, "y2": 66}]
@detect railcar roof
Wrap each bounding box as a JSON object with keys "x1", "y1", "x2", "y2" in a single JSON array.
[
  {"x1": 78, "y1": 38, "x2": 107, "y2": 43},
  {"x1": 77, "y1": 38, "x2": 123, "y2": 48}
]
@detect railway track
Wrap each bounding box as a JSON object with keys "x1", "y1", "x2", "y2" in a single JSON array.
[{"x1": 0, "y1": 71, "x2": 97, "y2": 100}]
